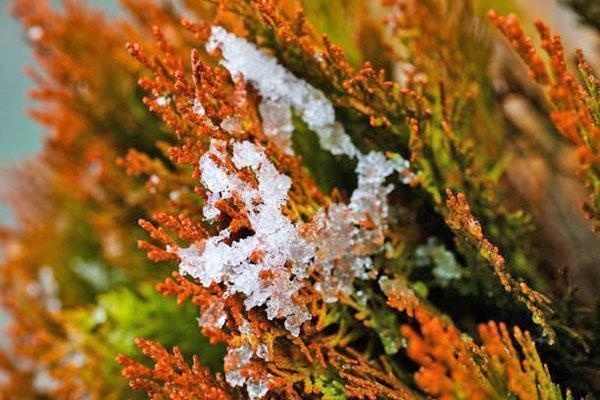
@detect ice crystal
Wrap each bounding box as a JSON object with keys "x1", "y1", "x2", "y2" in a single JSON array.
[
  {"x1": 206, "y1": 27, "x2": 415, "y2": 177},
  {"x1": 178, "y1": 28, "x2": 417, "y2": 346},
  {"x1": 224, "y1": 343, "x2": 271, "y2": 399},
  {"x1": 178, "y1": 136, "x2": 411, "y2": 331},
  {"x1": 307, "y1": 204, "x2": 374, "y2": 302},
  {"x1": 198, "y1": 301, "x2": 227, "y2": 330},
  {"x1": 178, "y1": 139, "x2": 314, "y2": 336},
  {"x1": 258, "y1": 99, "x2": 294, "y2": 154},
  {"x1": 192, "y1": 98, "x2": 205, "y2": 116},
  {"x1": 192, "y1": 97, "x2": 220, "y2": 130},
  {"x1": 303, "y1": 151, "x2": 414, "y2": 301},
  {"x1": 220, "y1": 116, "x2": 242, "y2": 133},
  {"x1": 156, "y1": 95, "x2": 170, "y2": 107},
  {"x1": 224, "y1": 343, "x2": 253, "y2": 387},
  {"x1": 256, "y1": 343, "x2": 269, "y2": 360},
  {"x1": 246, "y1": 378, "x2": 269, "y2": 400},
  {"x1": 200, "y1": 27, "x2": 416, "y2": 308},
  {"x1": 207, "y1": 26, "x2": 359, "y2": 158}
]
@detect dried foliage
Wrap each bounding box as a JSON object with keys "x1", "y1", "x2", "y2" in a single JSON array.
[
  {"x1": 402, "y1": 311, "x2": 571, "y2": 400},
  {"x1": 490, "y1": 10, "x2": 600, "y2": 231},
  {"x1": 0, "y1": 0, "x2": 599, "y2": 399},
  {"x1": 117, "y1": 338, "x2": 233, "y2": 400}
]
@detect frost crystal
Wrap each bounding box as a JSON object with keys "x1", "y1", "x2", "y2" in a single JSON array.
[
  {"x1": 246, "y1": 378, "x2": 269, "y2": 400},
  {"x1": 224, "y1": 344, "x2": 253, "y2": 388},
  {"x1": 206, "y1": 26, "x2": 414, "y2": 172},
  {"x1": 224, "y1": 343, "x2": 271, "y2": 400},
  {"x1": 207, "y1": 26, "x2": 359, "y2": 158},
  {"x1": 196, "y1": 27, "x2": 417, "y2": 309},
  {"x1": 156, "y1": 95, "x2": 170, "y2": 107},
  {"x1": 197, "y1": 301, "x2": 227, "y2": 330},
  {"x1": 178, "y1": 29, "x2": 419, "y2": 364},
  {"x1": 178, "y1": 140, "x2": 314, "y2": 336},
  {"x1": 258, "y1": 99, "x2": 294, "y2": 154},
  {"x1": 192, "y1": 98, "x2": 205, "y2": 116},
  {"x1": 220, "y1": 116, "x2": 242, "y2": 133},
  {"x1": 256, "y1": 343, "x2": 269, "y2": 360}
]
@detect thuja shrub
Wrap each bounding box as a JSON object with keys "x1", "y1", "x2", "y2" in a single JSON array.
[{"x1": 1, "y1": 0, "x2": 599, "y2": 399}]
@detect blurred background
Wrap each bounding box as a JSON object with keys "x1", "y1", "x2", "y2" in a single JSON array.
[
  {"x1": 0, "y1": 0, "x2": 120, "y2": 224},
  {"x1": 0, "y1": 0, "x2": 125, "y2": 342}
]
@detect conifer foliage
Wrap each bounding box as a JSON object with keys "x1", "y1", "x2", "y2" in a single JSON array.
[{"x1": 1, "y1": 0, "x2": 599, "y2": 398}]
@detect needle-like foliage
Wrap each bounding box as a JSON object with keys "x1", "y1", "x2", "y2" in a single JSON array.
[{"x1": 1, "y1": 0, "x2": 599, "y2": 398}]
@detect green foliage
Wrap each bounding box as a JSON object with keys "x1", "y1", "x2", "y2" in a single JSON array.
[
  {"x1": 311, "y1": 374, "x2": 349, "y2": 400},
  {"x1": 348, "y1": 285, "x2": 405, "y2": 355},
  {"x1": 3, "y1": 0, "x2": 599, "y2": 398},
  {"x1": 61, "y1": 282, "x2": 226, "y2": 395}
]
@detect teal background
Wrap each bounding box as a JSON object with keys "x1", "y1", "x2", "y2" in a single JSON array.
[
  {"x1": 0, "y1": 0, "x2": 41, "y2": 166},
  {"x1": 1, "y1": 0, "x2": 40, "y2": 226},
  {"x1": 0, "y1": 0, "x2": 120, "y2": 225},
  {"x1": 0, "y1": 0, "x2": 120, "y2": 337}
]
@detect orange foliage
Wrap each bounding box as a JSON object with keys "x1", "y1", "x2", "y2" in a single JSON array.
[
  {"x1": 118, "y1": 338, "x2": 233, "y2": 399},
  {"x1": 489, "y1": 10, "x2": 600, "y2": 230},
  {"x1": 445, "y1": 189, "x2": 554, "y2": 342},
  {"x1": 402, "y1": 310, "x2": 490, "y2": 400}
]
